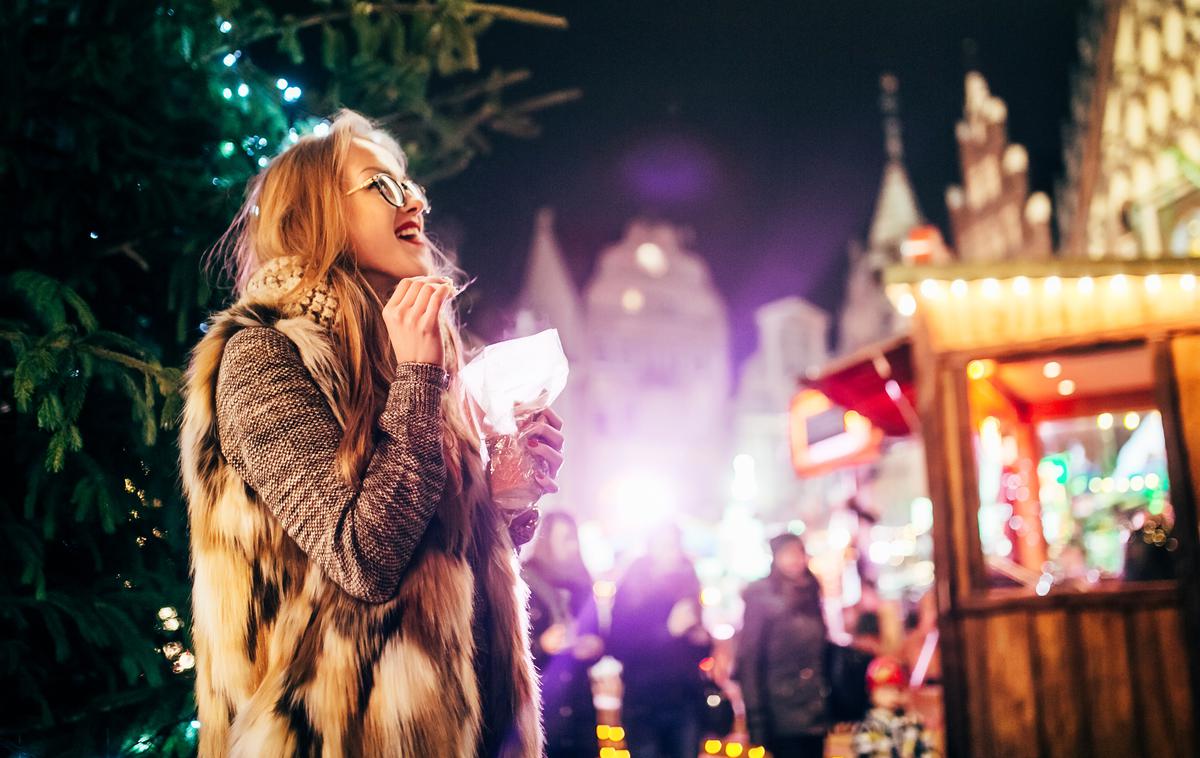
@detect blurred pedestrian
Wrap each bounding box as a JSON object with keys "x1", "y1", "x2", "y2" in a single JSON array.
[
  {"x1": 609, "y1": 524, "x2": 711, "y2": 758},
  {"x1": 735, "y1": 533, "x2": 831, "y2": 758},
  {"x1": 523, "y1": 512, "x2": 605, "y2": 758}
]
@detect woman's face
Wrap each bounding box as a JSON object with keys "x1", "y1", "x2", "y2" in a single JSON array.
[{"x1": 343, "y1": 137, "x2": 430, "y2": 291}]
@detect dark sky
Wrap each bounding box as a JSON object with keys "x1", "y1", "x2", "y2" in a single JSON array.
[{"x1": 432, "y1": 1, "x2": 1088, "y2": 367}]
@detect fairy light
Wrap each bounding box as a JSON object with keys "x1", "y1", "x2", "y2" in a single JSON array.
[
  {"x1": 1042, "y1": 361, "x2": 1062, "y2": 379},
  {"x1": 222, "y1": 53, "x2": 237, "y2": 67},
  {"x1": 284, "y1": 86, "x2": 302, "y2": 102},
  {"x1": 218, "y1": 20, "x2": 232, "y2": 33},
  {"x1": 219, "y1": 141, "x2": 235, "y2": 157},
  {"x1": 897, "y1": 292, "x2": 917, "y2": 316},
  {"x1": 221, "y1": 87, "x2": 233, "y2": 99},
  {"x1": 1045, "y1": 276, "x2": 1062, "y2": 295},
  {"x1": 1057, "y1": 379, "x2": 1076, "y2": 396},
  {"x1": 982, "y1": 278, "x2": 1001, "y2": 298},
  {"x1": 1110, "y1": 274, "x2": 1129, "y2": 293},
  {"x1": 276, "y1": 78, "x2": 289, "y2": 90},
  {"x1": 1183, "y1": 273, "x2": 1197, "y2": 291},
  {"x1": 951, "y1": 278, "x2": 968, "y2": 297},
  {"x1": 1124, "y1": 411, "x2": 1141, "y2": 430},
  {"x1": 1145, "y1": 274, "x2": 1162, "y2": 293},
  {"x1": 1097, "y1": 412, "x2": 1114, "y2": 430},
  {"x1": 237, "y1": 83, "x2": 250, "y2": 97},
  {"x1": 257, "y1": 156, "x2": 269, "y2": 168},
  {"x1": 1077, "y1": 276, "x2": 1094, "y2": 294},
  {"x1": 1014, "y1": 276, "x2": 1031, "y2": 295},
  {"x1": 313, "y1": 122, "x2": 331, "y2": 137}
]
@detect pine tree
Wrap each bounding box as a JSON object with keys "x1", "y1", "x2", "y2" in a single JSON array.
[{"x1": 0, "y1": 1, "x2": 574, "y2": 754}]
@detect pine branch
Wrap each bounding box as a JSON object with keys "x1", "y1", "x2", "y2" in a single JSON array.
[{"x1": 206, "y1": 1, "x2": 567, "y2": 60}]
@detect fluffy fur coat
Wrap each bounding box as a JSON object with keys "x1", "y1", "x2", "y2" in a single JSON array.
[{"x1": 180, "y1": 294, "x2": 542, "y2": 757}]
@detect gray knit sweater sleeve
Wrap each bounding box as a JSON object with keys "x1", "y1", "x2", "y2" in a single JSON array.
[{"x1": 215, "y1": 327, "x2": 447, "y2": 603}]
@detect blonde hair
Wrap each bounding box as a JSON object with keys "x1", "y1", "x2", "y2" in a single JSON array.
[{"x1": 210, "y1": 110, "x2": 484, "y2": 541}]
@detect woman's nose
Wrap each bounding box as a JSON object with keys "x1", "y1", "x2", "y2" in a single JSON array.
[{"x1": 401, "y1": 186, "x2": 428, "y2": 216}]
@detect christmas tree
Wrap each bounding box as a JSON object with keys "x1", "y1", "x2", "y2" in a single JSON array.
[{"x1": 0, "y1": 1, "x2": 574, "y2": 753}]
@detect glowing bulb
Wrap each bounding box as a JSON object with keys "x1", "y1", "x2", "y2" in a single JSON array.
[
  {"x1": 897, "y1": 293, "x2": 917, "y2": 316},
  {"x1": 219, "y1": 140, "x2": 235, "y2": 157},
  {"x1": 1057, "y1": 379, "x2": 1076, "y2": 396},
  {"x1": 1110, "y1": 274, "x2": 1129, "y2": 292},
  {"x1": 1014, "y1": 276, "x2": 1031, "y2": 295},
  {"x1": 257, "y1": 156, "x2": 269, "y2": 168},
  {"x1": 284, "y1": 86, "x2": 302, "y2": 102},
  {"x1": 725, "y1": 744, "x2": 744, "y2": 758},
  {"x1": 1145, "y1": 274, "x2": 1162, "y2": 293},
  {"x1": 597, "y1": 725, "x2": 611, "y2": 740},
  {"x1": 222, "y1": 53, "x2": 236, "y2": 67},
  {"x1": 1042, "y1": 361, "x2": 1062, "y2": 379},
  {"x1": 705, "y1": 741, "x2": 723, "y2": 755},
  {"x1": 1124, "y1": 412, "x2": 1141, "y2": 430},
  {"x1": 951, "y1": 279, "x2": 968, "y2": 297},
  {"x1": 1183, "y1": 274, "x2": 1197, "y2": 291},
  {"x1": 218, "y1": 20, "x2": 232, "y2": 33},
  {"x1": 237, "y1": 83, "x2": 250, "y2": 97},
  {"x1": 621, "y1": 288, "x2": 645, "y2": 314},
  {"x1": 89, "y1": 231, "x2": 99, "y2": 240},
  {"x1": 276, "y1": 78, "x2": 289, "y2": 90},
  {"x1": 1097, "y1": 413, "x2": 1114, "y2": 430},
  {"x1": 1077, "y1": 277, "x2": 1094, "y2": 294},
  {"x1": 313, "y1": 122, "x2": 331, "y2": 137},
  {"x1": 919, "y1": 279, "x2": 940, "y2": 298},
  {"x1": 982, "y1": 278, "x2": 1001, "y2": 298},
  {"x1": 222, "y1": 87, "x2": 233, "y2": 99},
  {"x1": 158, "y1": 607, "x2": 177, "y2": 620},
  {"x1": 1045, "y1": 276, "x2": 1062, "y2": 295},
  {"x1": 967, "y1": 359, "x2": 994, "y2": 381}
]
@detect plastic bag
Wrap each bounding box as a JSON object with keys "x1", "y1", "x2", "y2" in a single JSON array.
[{"x1": 461, "y1": 329, "x2": 569, "y2": 511}]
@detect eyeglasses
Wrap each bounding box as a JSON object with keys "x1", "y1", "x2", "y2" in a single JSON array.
[{"x1": 346, "y1": 173, "x2": 430, "y2": 214}]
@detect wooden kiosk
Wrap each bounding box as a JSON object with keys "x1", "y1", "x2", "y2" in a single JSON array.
[{"x1": 885, "y1": 260, "x2": 1200, "y2": 757}]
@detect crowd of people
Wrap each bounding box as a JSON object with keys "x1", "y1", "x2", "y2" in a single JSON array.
[{"x1": 521, "y1": 515, "x2": 938, "y2": 758}]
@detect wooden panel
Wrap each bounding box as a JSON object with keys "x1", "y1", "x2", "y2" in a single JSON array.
[
  {"x1": 982, "y1": 612, "x2": 1038, "y2": 758},
  {"x1": 961, "y1": 616, "x2": 993, "y2": 758},
  {"x1": 1130, "y1": 607, "x2": 1197, "y2": 754},
  {"x1": 1031, "y1": 610, "x2": 1084, "y2": 757},
  {"x1": 1078, "y1": 610, "x2": 1138, "y2": 758}
]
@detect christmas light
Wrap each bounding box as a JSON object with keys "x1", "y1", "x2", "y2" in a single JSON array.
[
  {"x1": 1146, "y1": 274, "x2": 1162, "y2": 293},
  {"x1": 705, "y1": 741, "x2": 722, "y2": 755},
  {"x1": 1042, "y1": 361, "x2": 1062, "y2": 379},
  {"x1": 609, "y1": 726, "x2": 625, "y2": 742},
  {"x1": 237, "y1": 83, "x2": 250, "y2": 97},
  {"x1": 725, "y1": 743, "x2": 744, "y2": 757},
  {"x1": 749, "y1": 748, "x2": 766, "y2": 758},
  {"x1": 158, "y1": 606, "x2": 177, "y2": 620},
  {"x1": 596, "y1": 725, "x2": 611, "y2": 740},
  {"x1": 897, "y1": 292, "x2": 916, "y2": 316},
  {"x1": 218, "y1": 20, "x2": 232, "y2": 33},
  {"x1": 219, "y1": 141, "x2": 235, "y2": 157},
  {"x1": 1044, "y1": 275, "x2": 1062, "y2": 294},
  {"x1": 222, "y1": 53, "x2": 236, "y2": 67},
  {"x1": 1057, "y1": 379, "x2": 1076, "y2": 396},
  {"x1": 951, "y1": 278, "x2": 968, "y2": 297},
  {"x1": 222, "y1": 88, "x2": 233, "y2": 99},
  {"x1": 1097, "y1": 413, "x2": 1114, "y2": 430},
  {"x1": 1014, "y1": 275, "x2": 1031, "y2": 295},
  {"x1": 257, "y1": 156, "x2": 269, "y2": 168},
  {"x1": 89, "y1": 231, "x2": 99, "y2": 239},
  {"x1": 313, "y1": 122, "x2": 331, "y2": 137},
  {"x1": 276, "y1": 78, "x2": 289, "y2": 90},
  {"x1": 1077, "y1": 276, "x2": 1094, "y2": 294},
  {"x1": 1124, "y1": 411, "x2": 1141, "y2": 430},
  {"x1": 1183, "y1": 273, "x2": 1196, "y2": 291},
  {"x1": 284, "y1": 86, "x2": 302, "y2": 102},
  {"x1": 982, "y1": 278, "x2": 1001, "y2": 298}
]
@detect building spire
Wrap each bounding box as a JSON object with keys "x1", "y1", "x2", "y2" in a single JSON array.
[{"x1": 880, "y1": 73, "x2": 904, "y2": 162}]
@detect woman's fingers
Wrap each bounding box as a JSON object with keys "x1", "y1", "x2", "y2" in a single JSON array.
[
  {"x1": 410, "y1": 281, "x2": 438, "y2": 317},
  {"x1": 527, "y1": 441, "x2": 564, "y2": 478},
  {"x1": 538, "y1": 407, "x2": 564, "y2": 431},
  {"x1": 522, "y1": 421, "x2": 564, "y2": 452},
  {"x1": 534, "y1": 472, "x2": 560, "y2": 494},
  {"x1": 385, "y1": 278, "x2": 416, "y2": 310}
]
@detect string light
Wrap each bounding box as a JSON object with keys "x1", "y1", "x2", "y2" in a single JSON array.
[
  {"x1": 218, "y1": 20, "x2": 232, "y2": 33},
  {"x1": 1044, "y1": 276, "x2": 1062, "y2": 294},
  {"x1": 237, "y1": 83, "x2": 250, "y2": 97},
  {"x1": 221, "y1": 87, "x2": 233, "y2": 99},
  {"x1": 1145, "y1": 274, "x2": 1162, "y2": 293},
  {"x1": 1077, "y1": 276, "x2": 1094, "y2": 294},
  {"x1": 951, "y1": 278, "x2": 968, "y2": 297},
  {"x1": 1014, "y1": 275, "x2": 1031, "y2": 295},
  {"x1": 1183, "y1": 273, "x2": 1197, "y2": 291},
  {"x1": 257, "y1": 156, "x2": 269, "y2": 168},
  {"x1": 283, "y1": 86, "x2": 302, "y2": 102},
  {"x1": 219, "y1": 141, "x2": 235, "y2": 157},
  {"x1": 1042, "y1": 361, "x2": 1062, "y2": 379},
  {"x1": 1097, "y1": 413, "x2": 1114, "y2": 430},
  {"x1": 1057, "y1": 379, "x2": 1076, "y2": 396},
  {"x1": 222, "y1": 53, "x2": 237, "y2": 67},
  {"x1": 276, "y1": 78, "x2": 289, "y2": 90},
  {"x1": 1124, "y1": 411, "x2": 1141, "y2": 430}
]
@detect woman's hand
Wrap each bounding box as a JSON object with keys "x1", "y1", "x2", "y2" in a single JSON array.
[
  {"x1": 382, "y1": 276, "x2": 454, "y2": 366},
  {"x1": 520, "y1": 407, "x2": 564, "y2": 495}
]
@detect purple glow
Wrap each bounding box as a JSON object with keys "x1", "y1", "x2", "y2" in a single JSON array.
[{"x1": 620, "y1": 136, "x2": 717, "y2": 204}]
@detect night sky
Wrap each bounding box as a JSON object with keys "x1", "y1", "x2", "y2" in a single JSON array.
[{"x1": 431, "y1": 1, "x2": 1088, "y2": 368}]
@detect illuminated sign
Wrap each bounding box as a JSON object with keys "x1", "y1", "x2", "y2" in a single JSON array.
[{"x1": 789, "y1": 389, "x2": 884, "y2": 477}]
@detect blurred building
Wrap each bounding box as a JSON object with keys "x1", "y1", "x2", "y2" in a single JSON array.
[
  {"x1": 1058, "y1": 0, "x2": 1200, "y2": 260},
  {"x1": 514, "y1": 215, "x2": 731, "y2": 529}
]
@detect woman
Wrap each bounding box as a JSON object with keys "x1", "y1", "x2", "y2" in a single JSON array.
[
  {"x1": 521, "y1": 512, "x2": 604, "y2": 758},
  {"x1": 180, "y1": 110, "x2": 563, "y2": 757},
  {"x1": 735, "y1": 534, "x2": 831, "y2": 758},
  {"x1": 608, "y1": 525, "x2": 710, "y2": 758}
]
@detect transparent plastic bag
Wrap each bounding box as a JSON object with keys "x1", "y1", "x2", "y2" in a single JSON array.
[{"x1": 461, "y1": 329, "x2": 569, "y2": 511}]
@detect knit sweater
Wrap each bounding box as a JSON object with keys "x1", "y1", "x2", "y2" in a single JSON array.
[{"x1": 215, "y1": 327, "x2": 450, "y2": 603}]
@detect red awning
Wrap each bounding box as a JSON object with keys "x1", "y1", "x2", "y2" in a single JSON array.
[{"x1": 802, "y1": 333, "x2": 917, "y2": 437}]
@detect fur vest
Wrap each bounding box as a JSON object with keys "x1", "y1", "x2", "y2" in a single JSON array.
[{"x1": 180, "y1": 267, "x2": 542, "y2": 757}]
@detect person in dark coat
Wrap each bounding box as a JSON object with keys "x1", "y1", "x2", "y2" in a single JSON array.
[
  {"x1": 735, "y1": 533, "x2": 831, "y2": 758},
  {"x1": 609, "y1": 524, "x2": 711, "y2": 758},
  {"x1": 522, "y1": 512, "x2": 604, "y2": 758}
]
